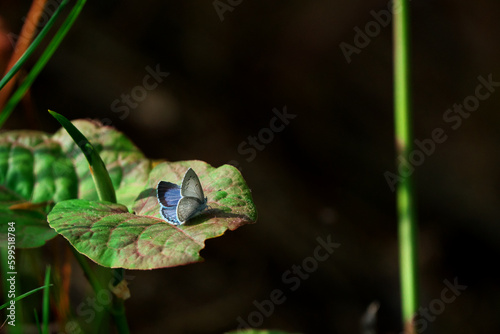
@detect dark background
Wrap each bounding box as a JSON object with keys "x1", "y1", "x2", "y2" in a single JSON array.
[{"x1": 1, "y1": 0, "x2": 500, "y2": 333}]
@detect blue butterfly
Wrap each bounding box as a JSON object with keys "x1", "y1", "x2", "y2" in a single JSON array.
[{"x1": 156, "y1": 168, "x2": 208, "y2": 225}]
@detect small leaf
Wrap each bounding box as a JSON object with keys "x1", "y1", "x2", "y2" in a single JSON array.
[{"x1": 48, "y1": 161, "x2": 257, "y2": 269}]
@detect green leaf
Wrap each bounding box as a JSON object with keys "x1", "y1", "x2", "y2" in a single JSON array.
[
  {"x1": 133, "y1": 160, "x2": 258, "y2": 223},
  {"x1": 0, "y1": 131, "x2": 76, "y2": 248},
  {"x1": 48, "y1": 161, "x2": 257, "y2": 269},
  {"x1": 0, "y1": 120, "x2": 150, "y2": 248},
  {"x1": 0, "y1": 131, "x2": 78, "y2": 202},
  {"x1": 0, "y1": 204, "x2": 56, "y2": 248}
]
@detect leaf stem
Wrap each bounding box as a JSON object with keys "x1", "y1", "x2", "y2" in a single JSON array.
[
  {"x1": 72, "y1": 248, "x2": 130, "y2": 333},
  {"x1": 51, "y1": 112, "x2": 128, "y2": 333}
]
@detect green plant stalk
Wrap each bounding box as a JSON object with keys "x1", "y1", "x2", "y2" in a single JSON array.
[
  {"x1": 72, "y1": 246, "x2": 130, "y2": 333},
  {"x1": 111, "y1": 298, "x2": 129, "y2": 334},
  {"x1": 393, "y1": 0, "x2": 419, "y2": 331},
  {"x1": 71, "y1": 247, "x2": 105, "y2": 299},
  {"x1": 50, "y1": 111, "x2": 128, "y2": 332},
  {"x1": 72, "y1": 247, "x2": 111, "y2": 331},
  {"x1": 0, "y1": 0, "x2": 87, "y2": 128},
  {"x1": 42, "y1": 266, "x2": 51, "y2": 334},
  {"x1": 0, "y1": 0, "x2": 70, "y2": 92}
]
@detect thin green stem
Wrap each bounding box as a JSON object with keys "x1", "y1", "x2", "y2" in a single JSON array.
[
  {"x1": 72, "y1": 248, "x2": 130, "y2": 333},
  {"x1": 111, "y1": 299, "x2": 130, "y2": 334},
  {"x1": 0, "y1": 0, "x2": 87, "y2": 128},
  {"x1": 42, "y1": 266, "x2": 51, "y2": 334},
  {"x1": 393, "y1": 0, "x2": 419, "y2": 332},
  {"x1": 71, "y1": 248, "x2": 105, "y2": 300},
  {"x1": 33, "y1": 308, "x2": 41, "y2": 334},
  {"x1": 51, "y1": 110, "x2": 128, "y2": 332}
]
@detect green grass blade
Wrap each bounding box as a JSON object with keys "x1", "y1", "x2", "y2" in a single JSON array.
[
  {"x1": 34, "y1": 308, "x2": 42, "y2": 334},
  {"x1": 0, "y1": 284, "x2": 53, "y2": 310},
  {"x1": 42, "y1": 265, "x2": 51, "y2": 334},
  {"x1": 393, "y1": 0, "x2": 419, "y2": 332},
  {"x1": 0, "y1": 0, "x2": 70, "y2": 92},
  {"x1": 0, "y1": 0, "x2": 87, "y2": 128},
  {"x1": 49, "y1": 110, "x2": 117, "y2": 203}
]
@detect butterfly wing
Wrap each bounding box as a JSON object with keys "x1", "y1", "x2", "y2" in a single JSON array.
[
  {"x1": 157, "y1": 181, "x2": 181, "y2": 207},
  {"x1": 160, "y1": 206, "x2": 181, "y2": 225},
  {"x1": 176, "y1": 196, "x2": 207, "y2": 223},
  {"x1": 157, "y1": 181, "x2": 182, "y2": 225},
  {"x1": 180, "y1": 168, "x2": 205, "y2": 201}
]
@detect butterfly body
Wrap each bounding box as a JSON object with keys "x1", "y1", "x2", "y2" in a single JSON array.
[{"x1": 157, "y1": 168, "x2": 207, "y2": 225}]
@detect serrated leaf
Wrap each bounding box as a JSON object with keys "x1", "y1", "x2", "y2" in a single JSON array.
[{"x1": 48, "y1": 161, "x2": 257, "y2": 269}]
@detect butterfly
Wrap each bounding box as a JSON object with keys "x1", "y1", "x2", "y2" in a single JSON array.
[{"x1": 156, "y1": 168, "x2": 208, "y2": 225}]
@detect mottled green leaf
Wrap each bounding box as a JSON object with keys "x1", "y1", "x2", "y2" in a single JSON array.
[
  {"x1": 48, "y1": 161, "x2": 257, "y2": 269},
  {"x1": 0, "y1": 186, "x2": 57, "y2": 248},
  {"x1": 0, "y1": 132, "x2": 76, "y2": 248},
  {"x1": 0, "y1": 120, "x2": 150, "y2": 248}
]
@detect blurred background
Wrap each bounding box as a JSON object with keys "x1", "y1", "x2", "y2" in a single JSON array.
[{"x1": 1, "y1": 0, "x2": 500, "y2": 333}]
